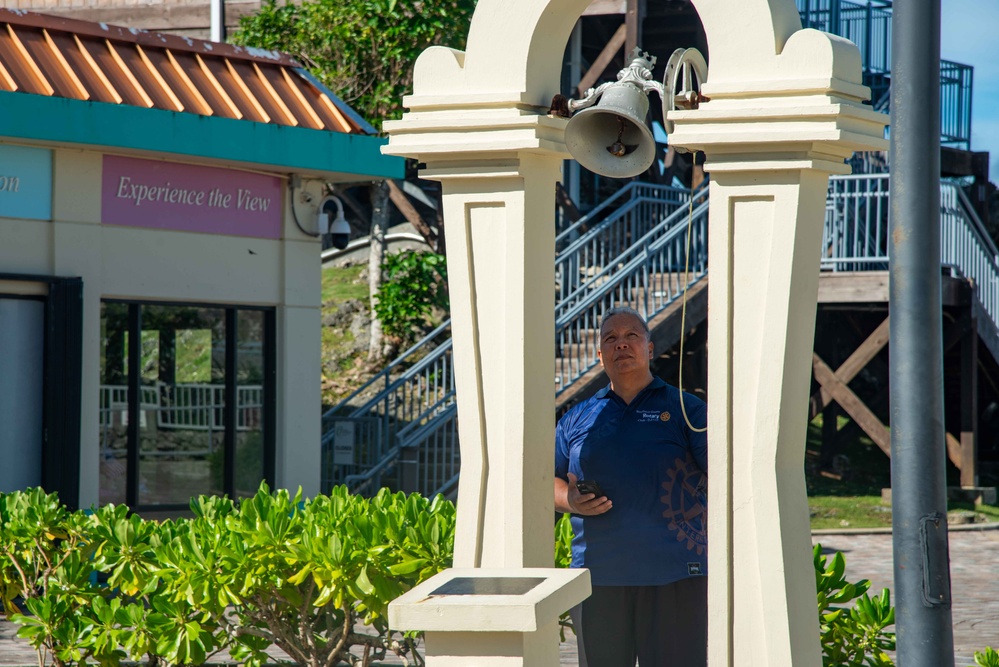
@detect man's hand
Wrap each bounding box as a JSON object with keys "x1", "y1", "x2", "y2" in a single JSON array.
[{"x1": 555, "y1": 472, "x2": 612, "y2": 515}]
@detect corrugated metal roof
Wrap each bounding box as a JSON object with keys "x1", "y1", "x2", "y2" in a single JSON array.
[{"x1": 0, "y1": 8, "x2": 375, "y2": 135}]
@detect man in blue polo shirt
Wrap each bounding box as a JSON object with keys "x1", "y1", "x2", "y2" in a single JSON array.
[{"x1": 555, "y1": 306, "x2": 707, "y2": 667}]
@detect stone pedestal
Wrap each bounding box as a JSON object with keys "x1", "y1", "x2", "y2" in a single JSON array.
[{"x1": 389, "y1": 568, "x2": 590, "y2": 667}]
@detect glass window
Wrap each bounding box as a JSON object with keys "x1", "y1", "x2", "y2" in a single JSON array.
[
  {"x1": 235, "y1": 310, "x2": 266, "y2": 499},
  {"x1": 138, "y1": 305, "x2": 226, "y2": 506},
  {"x1": 99, "y1": 302, "x2": 128, "y2": 506},
  {"x1": 99, "y1": 301, "x2": 274, "y2": 511}
]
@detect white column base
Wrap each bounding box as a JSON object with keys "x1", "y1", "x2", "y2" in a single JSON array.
[{"x1": 390, "y1": 568, "x2": 590, "y2": 667}]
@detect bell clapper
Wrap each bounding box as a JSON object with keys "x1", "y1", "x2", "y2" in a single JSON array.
[{"x1": 607, "y1": 118, "x2": 628, "y2": 157}]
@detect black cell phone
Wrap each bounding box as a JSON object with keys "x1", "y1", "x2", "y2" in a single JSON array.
[{"x1": 575, "y1": 479, "x2": 606, "y2": 497}]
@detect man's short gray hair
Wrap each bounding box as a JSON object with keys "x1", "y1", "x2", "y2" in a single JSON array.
[{"x1": 600, "y1": 306, "x2": 650, "y2": 338}]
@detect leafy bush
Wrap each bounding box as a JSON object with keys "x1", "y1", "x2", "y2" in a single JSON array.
[
  {"x1": 1, "y1": 484, "x2": 455, "y2": 667},
  {"x1": 4, "y1": 486, "x2": 901, "y2": 667},
  {"x1": 374, "y1": 250, "x2": 448, "y2": 345},
  {"x1": 554, "y1": 514, "x2": 573, "y2": 570},
  {"x1": 0, "y1": 487, "x2": 108, "y2": 667},
  {"x1": 813, "y1": 544, "x2": 895, "y2": 666},
  {"x1": 160, "y1": 485, "x2": 454, "y2": 667},
  {"x1": 972, "y1": 647, "x2": 999, "y2": 667}
]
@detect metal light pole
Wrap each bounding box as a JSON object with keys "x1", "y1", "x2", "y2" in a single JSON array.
[{"x1": 889, "y1": 0, "x2": 955, "y2": 664}]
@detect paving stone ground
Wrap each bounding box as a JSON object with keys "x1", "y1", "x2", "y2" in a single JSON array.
[{"x1": 1, "y1": 528, "x2": 995, "y2": 666}]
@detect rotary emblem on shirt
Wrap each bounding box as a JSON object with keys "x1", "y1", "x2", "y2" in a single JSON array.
[
  {"x1": 637, "y1": 410, "x2": 662, "y2": 422},
  {"x1": 660, "y1": 411, "x2": 670, "y2": 422},
  {"x1": 661, "y1": 457, "x2": 707, "y2": 555}
]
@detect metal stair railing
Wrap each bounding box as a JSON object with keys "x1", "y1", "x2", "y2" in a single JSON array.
[
  {"x1": 796, "y1": 0, "x2": 973, "y2": 150},
  {"x1": 321, "y1": 318, "x2": 452, "y2": 423},
  {"x1": 346, "y1": 198, "x2": 710, "y2": 496},
  {"x1": 822, "y1": 173, "x2": 890, "y2": 271},
  {"x1": 556, "y1": 199, "x2": 710, "y2": 394},
  {"x1": 320, "y1": 324, "x2": 454, "y2": 491},
  {"x1": 557, "y1": 192, "x2": 689, "y2": 302},
  {"x1": 556, "y1": 183, "x2": 706, "y2": 303},
  {"x1": 556, "y1": 199, "x2": 706, "y2": 320},
  {"x1": 343, "y1": 393, "x2": 458, "y2": 497},
  {"x1": 555, "y1": 182, "x2": 686, "y2": 250},
  {"x1": 940, "y1": 60, "x2": 974, "y2": 149},
  {"x1": 941, "y1": 183, "x2": 999, "y2": 325},
  {"x1": 823, "y1": 173, "x2": 999, "y2": 332},
  {"x1": 322, "y1": 181, "x2": 687, "y2": 494},
  {"x1": 798, "y1": 0, "x2": 892, "y2": 77}
]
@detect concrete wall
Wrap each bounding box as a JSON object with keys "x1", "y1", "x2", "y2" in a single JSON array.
[{"x1": 0, "y1": 144, "x2": 323, "y2": 507}]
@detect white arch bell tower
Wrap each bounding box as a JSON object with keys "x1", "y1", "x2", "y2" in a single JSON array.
[{"x1": 383, "y1": 0, "x2": 887, "y2": 664}]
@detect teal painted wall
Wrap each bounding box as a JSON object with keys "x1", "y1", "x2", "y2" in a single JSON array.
[{"x1": 0, "y1": 145, "x2": 52, "y2": 220}]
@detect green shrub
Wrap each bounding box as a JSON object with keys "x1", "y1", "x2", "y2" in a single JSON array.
[
  {"x1": 374, "y1": 250, "x2": 448, "y2": 345},
  {"x1": 0, "y1": 488, "x2": 109, "y2": 667},
  {"x1": 5, "y1": 486, "x2": 901, "y2": 667},
  {"x1": 972, "y1": 647, "x2": 999, "y2": 667},
  {"x1": 157, "y1": 484, "x2": 455, "y2": 667},
  {"x1": 813, "y1": 544, "x2": 895, "y2": 666},
  {"x1": 1, "y1": 484, "x2": 455, "y2": 667}
]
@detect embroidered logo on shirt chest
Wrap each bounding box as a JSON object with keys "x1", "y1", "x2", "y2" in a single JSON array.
[{"x1": 636, "y1": 410, "x2": 664, "y2": 423}]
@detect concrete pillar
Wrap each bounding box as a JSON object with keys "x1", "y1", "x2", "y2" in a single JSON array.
[
  {"x1": 668, "y1": 18, "x2": 888, "y2": 667},
  {"x1": 383, "y1": 0, "x2": 594, "y2": 568},
  {"x1": 430, "y1": 153, "x2": 561, "y2": 568}
]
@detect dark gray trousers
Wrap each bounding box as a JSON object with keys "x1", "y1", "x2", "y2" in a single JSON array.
[{"x1": 569, "y1": 577, "x2": 708, "y2": 667}]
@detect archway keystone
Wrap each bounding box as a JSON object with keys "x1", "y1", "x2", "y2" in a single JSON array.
[{"x1": 383, "y1": 0, "x2": 887, "y2": 663}]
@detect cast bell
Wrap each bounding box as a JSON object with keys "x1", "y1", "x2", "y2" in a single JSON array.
[
  {"x1": 563, "y1": 82, "x2": 657, "y2": 179},
  {"x1": 557, "y1": 46, "x2": 708, "y2": 179}
]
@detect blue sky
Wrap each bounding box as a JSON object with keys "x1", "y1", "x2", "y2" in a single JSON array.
[{"x1": 941, "y1": 0, "x2": 999, "y2": 180}]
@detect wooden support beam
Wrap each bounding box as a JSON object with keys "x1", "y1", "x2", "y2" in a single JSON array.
[
  {"x1": 577, "y1": 23, "x2": 627, "y2": 96},
  {"x1": 943, "y1": 310, "x2": 973, "y2": 353},
  {"x1": 809, "y1": 315, "x2": 889, "y2": 420},
  {"x1": 816, "y1": 272, "x2": 889, "y2": 303},
  {"x1": 387, "y1": 180, "x2": 437, "y2": 249},
  {"x1": 812, "y1": 353, "x2": 891, "y2": 456},
  {"x1": 809, "y1": 314, "x2": 971, "y2": 470},
  {"x1": 625, "y1": 0, "x2": 644, "y2": 57},
  {"x1": 946, "y1": 432, "x2": 964, "y2": 471},
  {"x1": 961, "y1": 309, "x2": 979, "y2": 486}
]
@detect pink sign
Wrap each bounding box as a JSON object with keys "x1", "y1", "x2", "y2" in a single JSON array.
[{"x1": 101, "y1": 155, "x2": 282, "y2": 239}]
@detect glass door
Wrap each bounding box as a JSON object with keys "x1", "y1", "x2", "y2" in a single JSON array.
[
  {"x1": 100, "y1": 301, "x2": 275, "y2": 511},
  {"x1": 0, "y1": 296, "x2": 45, "y2": 492}
]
